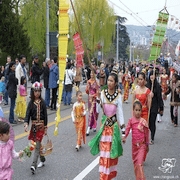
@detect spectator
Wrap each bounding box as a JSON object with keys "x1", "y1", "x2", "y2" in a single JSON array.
[
  {"x1": 31, "y1": 55, "x2": 44, "y2": 83},
  {"x1": 7, "y1": 62, "x2": 18, "y2": 124},
  {"x1": 63, "y1": 62, "x2": 76, "y2": 105},
  {"x1": 4, "y1": 56, "x2": 11, "y2": 105},
  {"x1": 15, "y1": 55, "x2": 28, "y2": 88},
  {"x1": 49, "y1": 57, "x2": 59, "y2": 110}
]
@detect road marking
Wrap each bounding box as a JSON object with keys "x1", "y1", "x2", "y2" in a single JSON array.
[
  {"x1": 73, "y1": 156, "x2": 99, "y2": 180},
  {"x1": 15, "y1": 115, "x2": 71, "y2": 140}
]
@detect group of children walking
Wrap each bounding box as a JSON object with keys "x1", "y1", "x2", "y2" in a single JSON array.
[
  {"x1": 1, "y1": 68, "x2": 178, "y2": 180},
  {"x1": 71, "y1": 70, "x2": 149, "y2": 180}
]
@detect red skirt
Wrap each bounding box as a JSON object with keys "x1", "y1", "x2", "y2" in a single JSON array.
[{"x1": 28, "y1": 125, "x2": 45, "y2": 142}]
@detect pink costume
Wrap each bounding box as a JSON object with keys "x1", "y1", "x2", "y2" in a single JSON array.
[
  {"x1": 0, "y1": 140, "x2": 19, "y2": 180},
  {"x1": 86, "y1": 79, "x2": 99, "y2": 129},
  {"x1": 125, "y1": 117, "x2": 149, "y2": 180}
]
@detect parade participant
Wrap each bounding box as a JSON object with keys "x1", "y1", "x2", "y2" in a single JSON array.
[
  {"x1": 85, "y1": 70, "x2": 100, "y2": 135},
  {"x1": 74, "y1": 67, "x2": 82, "y2": 89},
  {"x1": 122, "y1": 101, "x2": 149, "y2": 180},
  {"x1": 88, "y1": 72, "x2": 124, "y2": 180},
  {"x1": 133, "y1": 72, "x2": 151, "y2": 121},
  {"x1": 0, "y1": 121, "x2": 23, "y2": 180},
  {"x1": 71, "y1": 91, "x2": 86, "y2": 151},
  {"x1": 160, "y1": 68, "x2": 169, "y2": 100},
  {"x1": 164, "y1": 73, "x2": 180, "y2": 127},
  {"x1": 24, "y1": 82, "x2": 48, "y2": 174},
  {"x1": 99, "y1": 63, "x2": 106, "y2": 90},
  {"x1": 122, "y1": 67, "x2": 131, "y2": 103},
  {"x1": 15, "y1": 76, "x2": 27, "y2": 122},
  {"x1": 146, "y1": 70, "x2": 164, "y2": 144}
]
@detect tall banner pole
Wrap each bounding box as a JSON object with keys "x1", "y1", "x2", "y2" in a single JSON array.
[{"x1": 54, "y1": 0, "x2": 69, "y2": 136}]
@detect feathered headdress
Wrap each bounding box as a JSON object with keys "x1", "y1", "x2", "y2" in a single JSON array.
[{"x1": 32, "y1": 81, "x2": 43, "y2": 90}]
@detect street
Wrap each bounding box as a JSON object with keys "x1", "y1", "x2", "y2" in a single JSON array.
[{"x1": 1, "y1": 82, "x2": 180, "y2": 180}]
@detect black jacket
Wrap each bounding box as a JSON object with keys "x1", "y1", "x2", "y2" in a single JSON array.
[
  {"x1": 43, "y1": 65, "x2": 49, "y2": 89},
  {"x1": 24, "y1": 99, "x2": 48, "y2": 126},
  {"x1": 146, "y1": 80, "x2": 164, "y2": 113},
  {"x1": 7, "y1": 71, "x2": 18, "y2": 99},
  {"x1": 31, "y1": 62, "x2": 43, "y2": 83}
]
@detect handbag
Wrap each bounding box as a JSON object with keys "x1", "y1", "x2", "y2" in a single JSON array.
[
  {"x1": 67, "y1": 70, "x2": 74, "y2": 85},
  {"x1": 40, "y1": 135, "x2": 53, "y2": 156}
]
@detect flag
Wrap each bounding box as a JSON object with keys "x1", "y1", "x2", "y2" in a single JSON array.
[
  {"x1": 175, "y1": 40, "x2": 180, "y2": 57},
  {"x1": 73, "y1": 32, "x2": 84, "y2": 67}
]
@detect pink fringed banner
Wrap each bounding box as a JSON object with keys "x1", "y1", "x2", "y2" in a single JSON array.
[{"x1": 73, "y1": 32, "x2": 84, "y2": 67}]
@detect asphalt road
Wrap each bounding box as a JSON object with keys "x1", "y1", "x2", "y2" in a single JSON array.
[{"x1": 1, "y1": 82, "x2": 180, "y2": 180}]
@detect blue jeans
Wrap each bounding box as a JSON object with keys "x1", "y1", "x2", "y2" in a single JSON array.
[
  {"x1": 9, "y1": 98, "x2": 15, "y2": 123},
  {"x1": 45, "y1": 88, "x2": 50, "y2": 107},
  {"x1": 63, "y1": 91, "x2": 72, "y2": 105},
  {"x1": 119, "y1": 83, "x2": 123, "y2": 90},
  {"x1": 4, "y1": 88, "x2": 8, "y2": 104}
]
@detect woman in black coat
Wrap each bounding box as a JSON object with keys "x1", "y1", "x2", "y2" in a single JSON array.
[
  {"x1": 7, "y1": 62, "x2": 18, "y2": 124},
  {"x1": 146, "y1": 70, "x2": 164, "y2": 144}
]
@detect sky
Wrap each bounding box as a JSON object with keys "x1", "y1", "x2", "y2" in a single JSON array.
[{"x1": 108, "y1": 0, "x2": 180, "y2": 26}]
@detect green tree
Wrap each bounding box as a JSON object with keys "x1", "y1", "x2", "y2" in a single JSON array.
[
  {"x1": 115, "y1": 16, "x2": 130, "y2": 61},
  {"x1": 19, "y1": 0, "x2": 58, "y2": 58},
  {"x1": 0, "y1": 0, "x2": 30, "y2": 64},
  {"x1": 70, "y1": 0, "x2": 115, "y2": 60}
]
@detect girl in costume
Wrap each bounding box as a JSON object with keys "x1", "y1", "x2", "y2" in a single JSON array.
[
  {"x1": 15, "y1": 76, "x2": 27, "y2": 122},
  {"x1": 0, "y1": 121, "x2": 23, "y2": 180},
  {"x1": 24, "y1": 82, "x2": 48, "y2": 174},
  {"x1": 122, "y1": 101, "x2": 149, "y2": 180},
  {"x1": 71, "y1": 90, "x2": 86, "y2": 151},
  {"x1": 160, "y1": 68, "x2": 169, "y2": 101},
  {"x1": 89, "y1": 72, "x2": 125, "y2": 180},
  {"x1": 133, "y1": 72, "x2": 151, "y2": 121},
  {"x1": 122, "y1": 67, "x2": 131, "y2": 103},
  {"x1": 86, "y1": 70, "x2": 100, "y2": 135}
]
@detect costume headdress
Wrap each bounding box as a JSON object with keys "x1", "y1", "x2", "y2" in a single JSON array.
[
  {"x1": 111, "y1": 66, "x2": 118, "y2": 75},
  {"x1": 32, "y1": 81, "x2": 43, "y2": 90}
]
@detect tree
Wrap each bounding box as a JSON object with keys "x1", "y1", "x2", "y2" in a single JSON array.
[
  {"x1": 0, "y1": 0, "x2": 30, "y2": 63},
  {"x1": 115, "y1": 16, "x2": 130, "y2": 61},
  {"x1": 19, "y1": 0, "x2": 58, "y2": 57},
  {"x1": 70, "y1": 0, "x2": 115, "y2": 60}
]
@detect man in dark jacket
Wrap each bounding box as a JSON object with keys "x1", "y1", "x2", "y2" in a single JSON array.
[
  {"x1": 7, "y1": 62, "x2": 18, "y2": 124},
  {"x1": 31, "y1": 55, "x2": 44, "y2": 83}
]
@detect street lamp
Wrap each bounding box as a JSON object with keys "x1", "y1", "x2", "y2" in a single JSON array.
[{"x1": 46, "y1": 0, "x2": 50, "y2": 59}]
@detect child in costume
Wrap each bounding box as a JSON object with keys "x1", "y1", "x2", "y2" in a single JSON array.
[
  {"x1": 24, "y1": 81, "x2": 48, "y2": 174},
  {"x1": 0, "y1": 121, "x2": 23, "y2": 180},
  {"x1": 15, "y1": 76, "x2": 27, "y2": 122},
  {"x1": 71, "y1": 90, "x2": 86, "y2": 151},
  {"x1": 89, "y1": 71, "x2": 125, "y2": 180},
  {"x1": 122, "y1": 101, "x2": 149, "y2": 180},
  {"x1": 0, "y1": 76, "x2": 5, "y2": 104}
]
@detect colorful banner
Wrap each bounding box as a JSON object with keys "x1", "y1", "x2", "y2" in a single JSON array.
[
  {"x1": 54, "y1": 0, "x2": 69, "y2": 136},
  {"x1": 73, "y1": 32, "x2": 84, "y2": 67},
  {"x1": 149, "y1": 12, "x2": 169, "y2": 61}
]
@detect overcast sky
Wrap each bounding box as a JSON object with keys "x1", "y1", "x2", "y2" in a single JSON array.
[{"x1": 108, "y1": 0, "x2": 180, "y2": 26}]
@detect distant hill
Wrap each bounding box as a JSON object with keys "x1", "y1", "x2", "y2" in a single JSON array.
[{"x1": 125, "y1": 25, "x2": 180, "y2": 46}]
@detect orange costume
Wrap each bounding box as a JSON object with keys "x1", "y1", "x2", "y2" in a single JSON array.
[
  {"x1": 71, "y1": 101, "x2": 86, "y2": 146},
  {"x1": 160, "y1": 74, "x2": 169, "y2": 100},
  {"x1": 135, "y1": 88, "x2": 151, "y2": 121},
  {"x1": 122, "y1": 73, "x2": 131, "y2": 102}
]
